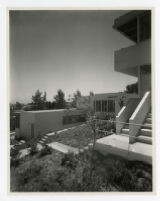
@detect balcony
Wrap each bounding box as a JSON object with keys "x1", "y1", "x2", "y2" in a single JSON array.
[{"x1": 114, "y1": 39, "x2": 151, "y2": 77}]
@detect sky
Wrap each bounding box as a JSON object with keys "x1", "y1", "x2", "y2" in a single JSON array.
[{"x1": 10, "y1": 10, "x2": 137, "y2": 104}]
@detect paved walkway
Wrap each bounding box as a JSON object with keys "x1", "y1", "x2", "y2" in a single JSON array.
[
  {"x1": 47, "y1": 142, "x2": 80, "y2": 154},
  {"x1": 10, "y1": 124, "x2": 90, "y2": 158},
  {"x1": 19, "y1": 148, "x2": 31, "y2": 158},
  {"x1": 95, "y1": 134, "x2": 152, "y2": 164}
]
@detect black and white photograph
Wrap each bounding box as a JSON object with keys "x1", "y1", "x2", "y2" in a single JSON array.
[{"x1": 9, "y1": 9, "x2": 153, "y2": 192}]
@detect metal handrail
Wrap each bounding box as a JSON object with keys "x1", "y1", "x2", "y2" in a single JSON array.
[{"x1": 88, "y1": 118, "x2": 152, "y2": 127}]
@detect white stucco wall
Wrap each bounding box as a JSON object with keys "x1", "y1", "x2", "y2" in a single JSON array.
[
  {"x1": 19, "y1": 111, "x2": 35, "y2": 140},
  {"x1": 115, "y1": 39, "x2": 151, "y2": 77},
  {"x1": 19, "y1": 109, "x2": 86, "y2": 140},
  {"x1": 116, "y1": 98, "x2": 140, "y2": 133}
]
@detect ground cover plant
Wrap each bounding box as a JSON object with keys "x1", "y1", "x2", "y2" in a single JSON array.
[
  {"x1": 45, "y1": 123, "x2": 113, "y2": 149},
  {"x1": 10, "y1": 149, "x2": 152, "y2": 192}
]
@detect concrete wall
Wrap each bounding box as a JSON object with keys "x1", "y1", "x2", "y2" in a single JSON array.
[
  {"x1": 19, "y1": 109, "x2": 86, "y2": 140},
  {"x1": 115, "y1": 39, "x2": 151, "y2": 77},
  {"x1": 19, "y1": 112, "x2": 35, "y2": 140},
  {"x1": 116, "y1": 98, "x2": 140, "y2": 133}
]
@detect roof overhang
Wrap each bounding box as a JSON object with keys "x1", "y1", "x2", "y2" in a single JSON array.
[{"x1": 113, "y1": 10, "x2": 151, "y2": 43}]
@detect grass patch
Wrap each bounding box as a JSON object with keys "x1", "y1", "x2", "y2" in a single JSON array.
[{"x1": 45, "y1": 124, "x2": 96, "y2": 148}]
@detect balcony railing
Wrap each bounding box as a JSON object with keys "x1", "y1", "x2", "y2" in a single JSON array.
[{"x1": 115, "y1": 39, "x2": 151, "y2": 76}]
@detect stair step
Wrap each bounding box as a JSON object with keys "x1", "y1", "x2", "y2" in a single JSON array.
[
  {"x1": 140, "y1": 129, "x2": 152, "y2": 137},
  {"x1": 120, "y1": 133, "x2": 130, "y2": 137},
  {"x1": 145, "y1": 118, "x2": 152, "y2": 124},
  {"x1": 142, "y1": 123, "x2": 152, "y2": 129},
  {"x1": 124, "y1": 124, "x2": 129, "y2": 129},
  {"x1": 147, "y1": 113, "x2": 152, "y2": 118},
  {"x1": 136, "y1": 135, "x2": 152, "y2": 145},
  {"x1": 121, "y1": 128, "x2": 129, "y2": 134}
]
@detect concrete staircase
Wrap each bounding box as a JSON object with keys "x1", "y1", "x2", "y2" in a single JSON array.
[
  {"x1": 136, "y1": 111, "x2": 152, "y2": 144},
  {"x1": 120, "y1": 111, "x2": 152, "y2": 145},
  {"x1": 121, "y1": 123, "x2": 129, "y2": 135}
]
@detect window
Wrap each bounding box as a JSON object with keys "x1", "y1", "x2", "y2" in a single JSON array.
[
  {"x1": 108, "y1": 100, "x2": 115, "y2": 113},
  {"x1": 94, "y1": 99, "x2": 115, "y2": 113},
  {"x1": 96, "y1": 100, "x2": 101, "y2": 112},
  {"x1": 104, "y1": 100, "x2": 108, "y2": 112},
  {"x1": 102, "y1": 100, "x2": 108, "y2": 112},
  {"x1": 102, "y1": 101, "x2": 105, "y2": 112}
]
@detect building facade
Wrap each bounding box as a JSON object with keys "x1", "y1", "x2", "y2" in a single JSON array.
[
  {"x1": 15, "y1": 108, "x2": 86, "y2": 140},
  {"x1": 114, "y1": 10, "x2": 152, "y2": 144},
  {"x1": 76, "y1": 92, "x2": 138, "y2": 119}
]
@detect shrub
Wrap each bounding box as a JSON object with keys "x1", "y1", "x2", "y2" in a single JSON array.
[
  {"x1": 17, "y1": 163, "x2": 42, "y2": 186},
  {"x1": 38, "y1": 145, "x2": 52, "y2": 157},
  {"x1": 61, "y1": 152, "x2": 78, "y2": 169},
  {"x1": 30, "y1": 143, "x2": 38, "y2": 155},
  {"x1": 10, "y1": 158, "x2": 20, "y2": 167},
  {"x1": 15, "y1": 135, "x2": 25, "y2": 141},
  {"x1": 26, "y1": 139, "x2": 37, "y2": 147},
  {"x1": 10, "y1": 148, "x2": 152, "y2": 192},
  {"x1": 10, "y1": 148, "x2": 19, "y2": 158}
]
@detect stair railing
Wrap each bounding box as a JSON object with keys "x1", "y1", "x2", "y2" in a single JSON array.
[
  {"x1": 116, "y1": 98, "x2": 140, "y2": 134},
  {"x1": 129, "y1": 91, "x2": 151, "y2": 144}
]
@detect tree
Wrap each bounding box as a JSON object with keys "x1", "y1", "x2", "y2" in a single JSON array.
[
  {"x1": 43, "y1": 91, "x2": 47, "y2": 103},
  {"x1": 15, "y1": 102, "x2": 23, "y2": 110},
  {"x1": 89, "y1": 91, "x2": 94, "y2": 96},
  {"x1": 45, "y1": 101, "x2": 56, "y2": 110},
  {"x1": 32, "y1": 90, "x2": 47, "y2": 110},
  {"x1": 125, "y1": 82, "x2": 138, "y2": 94},
  {"x1": 72, "y1": 90, "x2": 82, "y2": 107},
  {"x1": 54, "y1": 89, "x2": 66, "y2": 109}
]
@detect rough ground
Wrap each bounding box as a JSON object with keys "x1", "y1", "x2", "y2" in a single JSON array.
[{"x1": 10, "y1": 149, "x2": 152, "y2": 192}]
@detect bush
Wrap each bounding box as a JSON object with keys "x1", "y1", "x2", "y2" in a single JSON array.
[
  {"x1": 61, "y1": 152, "x2": 78, "y2": 169},
  {"x1": 10, "y1": 148, "x2": 152, "y2": 192},
  {"x1": 17, "y1": 163, "x2": 42, "y2": 186},
  {"x1": 38, "y1": 145, "x2": 52, "y2": 157},
  {"x1": 30, "y1": 143, "x2": 38, "y2": 155},
  {"x1": 10, "y1": 148, "x2": 19, "y2": 158},
  {"x1": 10, "y1": 158, "x2": 20, "y2": 167},
  {"x1": 15, "y1": 135, "x2": 25, "y2": 141}
]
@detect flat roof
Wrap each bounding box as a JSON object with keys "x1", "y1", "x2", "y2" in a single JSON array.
[
  {"x1": 113, "y1": 10, "x2": 150, "y2": 29},
  {"x1": 94, "y1": 92, "x2": 122, "y2": 97},
  {"x1": 23, "y1": 108, "x2": 77, "y2": 114}
]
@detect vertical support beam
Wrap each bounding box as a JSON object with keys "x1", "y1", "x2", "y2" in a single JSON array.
[
  {"x1": 137, "y1": 15, "x2": 140, "y2": 43},
  {"x1": 137, "y1": 66, "x2": 141, "y2": 98}
]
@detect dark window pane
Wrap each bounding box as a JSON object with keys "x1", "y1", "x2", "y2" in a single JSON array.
[
  {"x1": 104, "y1": 100, "x2": 108, "y2": 112},
  {"x1": 108, "y1": 100, "x2": 115, "y2": 113},
  {"x1": 102, "y1": 101, "x2": 105, "y2": 112}
]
